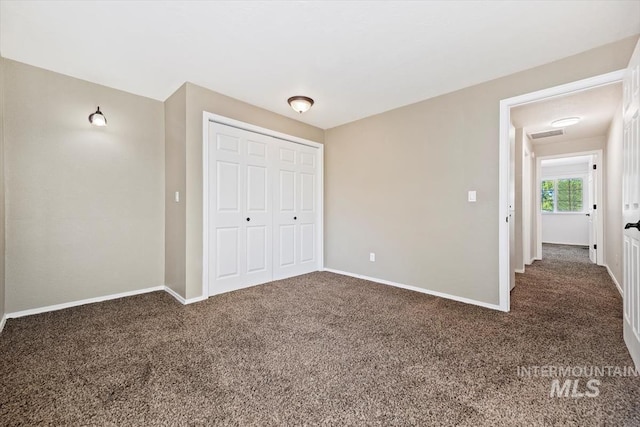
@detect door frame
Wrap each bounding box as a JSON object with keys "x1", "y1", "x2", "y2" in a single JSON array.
[
  {"x1": 522, "y1": 145, "x2": 532, "y2": 268},
  {"x1": 534, "y1": 150, "x2": 604, "y2": 264},
  {"x1": 498, "y1": 69, "x2": 624, "y2": 312},
  {"x1": 202, "y1": 112, "x2": 324, "y2": 300}
]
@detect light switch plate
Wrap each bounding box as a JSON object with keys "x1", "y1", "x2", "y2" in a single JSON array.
[
  {"x1": 369, "y1": 253, "x2": 376, "y2": 262},
  {"x1": 468, "y1": 190, "x2": 477, "y2": 202},
  {"x1": 175, "y1": 191, "x2": 180, "y2": 203}
]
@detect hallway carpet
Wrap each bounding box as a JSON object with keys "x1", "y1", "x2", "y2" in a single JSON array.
[{"x1": 1, "y1": 245, "x2": 638, "y2": 425}]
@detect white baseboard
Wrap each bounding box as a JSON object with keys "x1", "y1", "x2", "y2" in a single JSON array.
[
  {"x1": 605, "y1": 264, "x2": 623, "y2": 296},
  {"x1": 515, "y1": 268, "x2": 525, "y2": 274},
  {"x1": 5, "y1": 286, "x2": 165, "y2": 319},
  {"x1": 323, "y1": 268, "x2": 503, "y2": 311},
  {"x1": 0, "y1": 285, "x2": 209, "y2": 333},
  {"x1": 164, "y1": 286, "x2": 207, "y2": 305}
]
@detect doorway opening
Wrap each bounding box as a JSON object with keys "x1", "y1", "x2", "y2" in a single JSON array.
[
  {"x1": 498, "y1": 70, "x2": 625, "y2": 312},
  {"x1": 536, "y1": 152, "x2": 603, "y2": 265}
]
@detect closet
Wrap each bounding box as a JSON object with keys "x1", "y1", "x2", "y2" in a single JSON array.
[{"x1": 206, "y1": 121, "x2": 322, "y2": 296}]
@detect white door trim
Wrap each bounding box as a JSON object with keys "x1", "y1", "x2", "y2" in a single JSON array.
[
  {"x1": 534, "y1": 150, "x2": 604, "y2": 263},
  {"x1": 522, "y1": 145, "x2": 531, "y2": 268},
  {"x1": 499, "y1": 69, "x2": 624, "y2": 312},
  {"x1": 202, "y1": 112, "x2": 324, "y2": 300}
]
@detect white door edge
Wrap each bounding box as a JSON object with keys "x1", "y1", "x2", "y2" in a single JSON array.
[
  {"x1": 498, "y1": 70, "x2": 624, "y2": 312},
  {"x1": 202, "y1": 111, "x2": 324, "y2": 301}
]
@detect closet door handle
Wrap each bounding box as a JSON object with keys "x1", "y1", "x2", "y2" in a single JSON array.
[
  {"x1": 293, "y1": 216, "x2": 297, "y2": 220},
  {"x1": 246, "y1": 217, "x2": 251, "y2": 222}
]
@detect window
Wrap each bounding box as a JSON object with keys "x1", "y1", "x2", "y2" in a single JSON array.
[
  {"x1": 541, "y1": 180, "x2": 555, "y2": 212},
  {"x1": 541, "y1": 178, "x2": 584, "y2": 213}
]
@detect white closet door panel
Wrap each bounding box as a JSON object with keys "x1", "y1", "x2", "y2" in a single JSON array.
[
  {"x1": 300, "y1": 223, "x2": 315, "y2": 263},
  {"x1": 300, "y1": 151, "x2": 316, "y2": 168},
  {"x1": 300, "y1": 173, "x2": 315, "y2": 212},
  {"x1": 273, "y1": 140, "x2": 320, "y2": 279},
  {"x1": 273, "y1": 140, "x2": 301, "y2": 279},
  {"x1": 217, "y1": 161, "x2": 241, "y2": 212},
  {"x1": 279, "y1": 170, "x2": 296, "y2": 212},
  {"x1": 296, "y1": 144, "x2": 319, "y2": 273},
  {"x1": 247, "y1": 139, "x2": 267, "y2": 158},
  {"x1": 216, "y1": 228, "x2": 241, "y2": 278},
  {"x1": 279, "y1": 146, "x2": 296, "y2": 164},
  {"x1": 217, "y1": 133, "x2": 240, "y2": 153},
  {"x1": 208, "y1": 121, "x2": 321, "y2": 290},
  {"x1": 246, "y1": 226, "x2": 268, "y2": 272},
  {"x1": 278, "y1": 225, "x2": 296, "y2": 267},
  {"x1": 244, "y1": 134, "x2": 272, "y2": 286},
  {"x1": 209, "y1": 125, "x2": 245, "y2": 292},
  {"x1": 247, "y1": 165, "x2": 267, "y2": 212},
  {"x1": 208, "y1": 122, "x2": 273, "y2": 294}
]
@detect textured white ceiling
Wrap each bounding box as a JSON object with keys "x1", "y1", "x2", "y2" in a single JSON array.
[
  {"x1": 1, "y1": 1, "x2": 639, "y2": 129},
  {"x1": 511, "y1": 83, "x2": 622, "y2": 144}
]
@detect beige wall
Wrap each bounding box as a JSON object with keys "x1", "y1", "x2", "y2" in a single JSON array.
[
  {"x1": 605, "y1": 102, "x2": 624, "y2": 287},
  {"x1": 0, "y1": 57, "x2": 5, "y2": 320},
  {"x1": 4, "y1": 59, "x2": 165, "y2": 313},
  {"x1": 324, "y1": 36, "x2": 637, "y2": 305},
  {"x1": 164, "y1": 84, "x2": 187, "y2": 297},
  {"x1": 164, "y1": 82, "x2": 324, "y2": 299}
]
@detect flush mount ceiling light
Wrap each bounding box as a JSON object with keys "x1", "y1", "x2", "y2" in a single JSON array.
[
  {"x1": 551, "y1": 117, "x2": 581, "y2": 128},
  {"x1": 287, "y1": 96, "x2": 314, "y2": 114},
  {"x1": 88, "y1": 106, "x2": 107, "y2": 127}
]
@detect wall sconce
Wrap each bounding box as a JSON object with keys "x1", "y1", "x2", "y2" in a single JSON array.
[
  {"x1": 287, "y1": 96, "x2": 314, "y2": 114},
  {"x1": 89, "y1": 106, "x2": 107, "y2": 127}
]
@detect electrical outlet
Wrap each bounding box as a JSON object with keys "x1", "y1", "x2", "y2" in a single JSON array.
[{"x1": 369, "y1": 252, "x2": 376, "y2": 262}]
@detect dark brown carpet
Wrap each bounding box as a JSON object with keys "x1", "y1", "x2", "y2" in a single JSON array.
[{"x1": 1, "y1": 244, "x2": 638, "y2": 425}]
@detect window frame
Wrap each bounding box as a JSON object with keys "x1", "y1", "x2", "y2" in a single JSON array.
[{"x1": 540, "y1": 173, "x2": 587, "y2": 214}]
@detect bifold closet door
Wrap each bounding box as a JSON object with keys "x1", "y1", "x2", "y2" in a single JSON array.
[
  {"x1": 273, "y1": 139, "x2": 319, "y2": 280},
  {"x1": 208, "y1": 122, "x2": 272, "y2": 295}
]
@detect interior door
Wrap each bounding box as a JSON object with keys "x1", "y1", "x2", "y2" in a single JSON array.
[
  {"x1": 244, "y1": 133, "x2": 273, "y2": 287},
  {"x1": 623, "y1": 39, "x2": 640, "y2": 369},
  {"x1": 273, "y1": 140, "x2": 299, "y2": 279},
  {"x1": 273, "y1": 139, "x2": 319, "y2": 279},
  {"x1": 208, "y1": 122, "x2": 272, "y2": 295},
  {"x1": 296, "y1": 143, "x2": 319, "y2": 273},
  {"x1": 588, "y1": 156, "x2": 597, "y2": 264}
]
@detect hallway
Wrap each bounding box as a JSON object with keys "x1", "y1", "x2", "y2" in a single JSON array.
[
  {"x1": 512, "y1": 242, "x2": 630, "y2": 374},
  {"x1": 513, "y1": 243, "x2": 620, "y2": 317},
  {"x1": 540, "y1": 243, "x2": 591, "y2": 263},
  {"x1": 509, "y1": 243, "x2": 640, "y2": 421}
]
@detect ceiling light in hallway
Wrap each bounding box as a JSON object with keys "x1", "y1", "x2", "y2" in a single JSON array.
[{"x1": 551, "y1": 117, "x2": 581, "y2": 128}]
